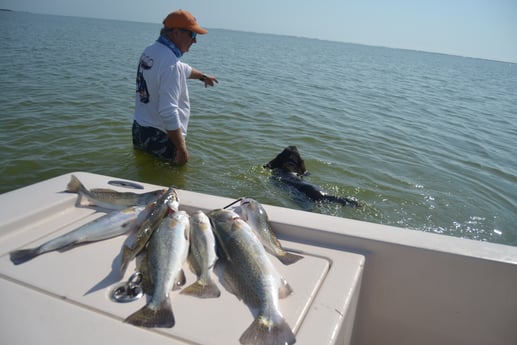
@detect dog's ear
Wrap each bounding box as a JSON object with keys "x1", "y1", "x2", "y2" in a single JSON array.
[
  {"x1": 285, "y1": 146, "x2": 307, "y2": 175},
  {"x1": 297, "y1": 159, "x2": 307, "y2": 175},
  {"x1": 264, "y1": 147, "x2": 290, "y2": 170},
  {"x1": 286, "y1": 161, "x2": 306, "y2": 176},
  {"x1": 265, "y1": 146, "x2": 309, "y2": 175}
]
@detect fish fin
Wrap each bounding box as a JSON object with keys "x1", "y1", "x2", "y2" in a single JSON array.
[
  {"x1": 89, "y1": 188, "x2": 119, "y2": 193},
  {"x1": 239, "y1": 314, "x2": 296, "y2": 345},
  {"x1": 140, "y1": 275, "x2": 153, "y2": 295},
  {"x1": 180, "y1": 278, "x2": 221, "y2": 299},
  {"x1": 124, "y1": 300, "x2": 175, "y2": 328},
  {"x1": 65, "y1": 175, "x2": 90, "y2": 207},
  {"x1": 120, "y1": 245, "x2": 133, "y2": 277},
  {"x1": 186, "y1": 252, "x2": 197, "y2": 275},
  {"x1": 136, "y1": 252, "x2": 153, "y2": 294},
  {"x1": 9, "y1": 248, "x2": 40, "y2": 265},
  {"x1": 173, "y1": 269, "x2": 186, "y2": 291},
  {"x1": 56, "y1": 240, "x2": 81, "y2": 253},
  {"x1": 277, "y1": 251, "x2": 304, "y2": 265},
  {"x1": 278, "y1": 278, "x2": 293, "y2": 299},
  {"x1": 214, "y1": 238, "x2": 229, "y2": 260},
  {"x1": 65, "y1": 175, "x2": 84, "y2": 193},
  {"x1": 215, "y1": 259, "x2": 242, "y2": 299}
]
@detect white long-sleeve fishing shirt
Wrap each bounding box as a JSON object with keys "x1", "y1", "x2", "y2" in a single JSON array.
[{"x1": 133, "y1": 40, "x2": 192, "y2": 136}]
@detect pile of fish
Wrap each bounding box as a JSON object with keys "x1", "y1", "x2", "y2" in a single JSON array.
[{"x1": 10, "y1": 175, "x2": 304, "y2": 345}]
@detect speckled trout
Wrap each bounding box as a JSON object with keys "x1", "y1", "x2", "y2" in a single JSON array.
[
  {"x1": 119, "y1": 187, "x2": 179, "y2": 277},
  {"x1": 235, "y1": 197, "x2": 303, "y2": 265},
  {"x1": 208, "y1": 209, "x2": 295, "y2": 345},
  {"x1": 124, "y1": 210, "x2": 190, "y2": 328},
  {"x1": 181, "y1": 210, "x2": 221, "y2": 298},
  {"x1": 9, "y1": 205, "x2": 146, "y2": 265},
  {"x1": 66, "y1": 174, "x2": 166, "y2": 210}
]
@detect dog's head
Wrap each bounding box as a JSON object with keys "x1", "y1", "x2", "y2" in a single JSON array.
[{"x1": 263, "y1": 146, "x2": 307, "y2": 176}]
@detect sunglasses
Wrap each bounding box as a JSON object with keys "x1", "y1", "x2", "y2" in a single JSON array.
[{"x1": 180, "y1": 29, "x2": 197, "y2": 39}]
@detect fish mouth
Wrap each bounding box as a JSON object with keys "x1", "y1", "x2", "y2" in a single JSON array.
[
  {"x1": 239, "y1": 197, "x2": 252, "y2": 206},
  {"x1": 167, "y1": 200, "x2": 179, "y2": 211},
  {"x1": 223, "y1": 197, "x2": 245, "y2": 209}
]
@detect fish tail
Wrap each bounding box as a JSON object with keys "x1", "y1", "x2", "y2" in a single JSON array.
[
  {"x1": 239, "y1": 314, "x2": 296, "y2": 345},
  {"x1": 278, "y1": 251, "x2": 304, "y2": 265},
  {"x1": 65, "y1": 174, "x2": 87, "y2": 194},
  {"x1": 9, "y1": 248, "x2": 40, "y2": 265},
  {"x1": 172, "y1": 269, "x2": 187, "y2": 291},
  {"x1": 278, "y1": 278, "x2": 293, "y2": 299},
  {"x1": 180, "y1": 279, "x2": 221, "y2": 299},
  {"x1": 124, "y1": 300, "x2": 175, "y2": 328},
  {"x1": 119, "y1": 245, "x2": 132, "y2": 277}
]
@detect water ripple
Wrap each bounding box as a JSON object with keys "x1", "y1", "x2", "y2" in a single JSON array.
[{"x1": 1, "y1": 12, "x2": 516, "y2": 246}]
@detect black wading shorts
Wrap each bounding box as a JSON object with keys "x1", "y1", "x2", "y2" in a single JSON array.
[{"x1": 132, "y1": 121, "x2": 177, "y2": 161}]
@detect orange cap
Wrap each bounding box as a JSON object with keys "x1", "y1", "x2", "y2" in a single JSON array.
[{"x1": 163, "y1": 9, "x2": 208, "y2": 34}]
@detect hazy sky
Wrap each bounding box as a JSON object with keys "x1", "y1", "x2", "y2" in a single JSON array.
[{"x1": 2, "y1": 0, "x2": 516, "y2": 63}]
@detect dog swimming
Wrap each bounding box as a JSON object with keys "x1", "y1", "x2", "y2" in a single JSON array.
[{"x1": 264, "y1": 146, "x2": 360, "y2": 208}]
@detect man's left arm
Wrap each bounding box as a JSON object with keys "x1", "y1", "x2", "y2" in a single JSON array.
[{"x1": 189, "y1": 68, "x2": 219, "y2": 87}]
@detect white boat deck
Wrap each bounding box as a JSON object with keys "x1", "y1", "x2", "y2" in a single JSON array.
[
  {"x1": 0, "y1": 172, "x2": 363, "y2": 345},
  {"x1": 0, "y1": 172, "x2": 516, "y2": 345}
]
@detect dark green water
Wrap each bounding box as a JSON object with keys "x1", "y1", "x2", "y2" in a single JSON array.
[{"x1": 1, "y1": 12, "x2": 516, "y2": 246}]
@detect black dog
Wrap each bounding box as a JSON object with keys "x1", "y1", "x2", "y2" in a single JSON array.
[{"x1": 264, "y1": 146, "x2": 359, "y2": 207}]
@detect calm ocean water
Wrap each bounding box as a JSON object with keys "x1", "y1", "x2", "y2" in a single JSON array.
[{"x1": 1, "y1": 12, "x2": 516, "y2": 246}]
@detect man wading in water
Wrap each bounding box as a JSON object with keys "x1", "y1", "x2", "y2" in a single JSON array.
[{"x1": 132, "y1": 9, "x2": 218, "y2": 163}]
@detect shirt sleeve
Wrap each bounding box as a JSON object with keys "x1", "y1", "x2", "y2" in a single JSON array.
[
  {"x1": 179, "y1": 61, "x2": 193, "y2": 78},
  {"x1": 158, "y1": 62, "x2": 183, "y2": 131}
]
